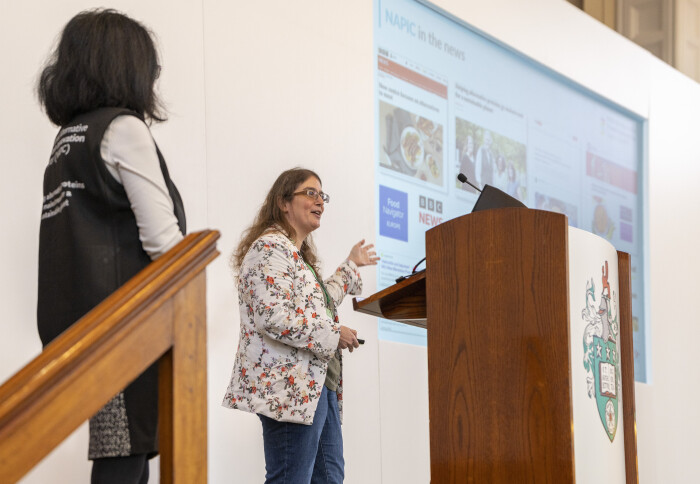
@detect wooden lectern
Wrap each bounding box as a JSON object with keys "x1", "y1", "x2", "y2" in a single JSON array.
[{"x1": 354, "y1": 208, "x2": 638, "y2": 483}]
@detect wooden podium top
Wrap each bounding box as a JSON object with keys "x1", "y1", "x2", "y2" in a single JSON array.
[{"x1": 352, "y1": 271, "x2": 426, "y2": 328}]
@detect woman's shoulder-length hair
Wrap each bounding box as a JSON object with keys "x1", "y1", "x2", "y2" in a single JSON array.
[{"x1": 37, "y1": 9, "x2": 165, "y2": 126}]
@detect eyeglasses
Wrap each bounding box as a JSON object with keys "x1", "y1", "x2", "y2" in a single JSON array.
[{"x1": 293, "y1": 188, "x2": 330, "y2": 203}]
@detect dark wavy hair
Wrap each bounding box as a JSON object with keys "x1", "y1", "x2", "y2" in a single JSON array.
[
  {"x1": 37, "y1": 9, "x2": 165, "y2": 126},
  {"x1": 232, "y1": 168, "x2": 322, "y2": 273}
]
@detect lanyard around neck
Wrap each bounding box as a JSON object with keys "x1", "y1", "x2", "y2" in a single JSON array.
[{"x1": 305, "y1": 261, "x2": 332, "y2": 310}]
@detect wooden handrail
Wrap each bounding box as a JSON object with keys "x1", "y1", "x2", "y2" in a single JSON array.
[{"x1": 0, "y1": 229, "x2": 220, "y2": 483}]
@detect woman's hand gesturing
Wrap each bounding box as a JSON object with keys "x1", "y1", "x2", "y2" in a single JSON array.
[{"x1": 347, "y1": 239, "x2": 380, "y2": 267}]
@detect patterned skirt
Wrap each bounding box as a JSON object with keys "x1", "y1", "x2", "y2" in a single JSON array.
[{"x1": 88, "y1": 362, "x2": 159, "y2": 459}]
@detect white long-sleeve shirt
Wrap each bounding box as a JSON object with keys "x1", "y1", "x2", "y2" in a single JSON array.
[{"x1": 99, "y1": 115, "x2": 183, "y2": 259}]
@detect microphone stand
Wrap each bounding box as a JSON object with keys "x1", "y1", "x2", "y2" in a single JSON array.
[{"x1": 457, "y1": 173, "x2": 482, "y2": 192}]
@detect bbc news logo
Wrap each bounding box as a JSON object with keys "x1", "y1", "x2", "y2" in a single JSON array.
[
  {"x1": 418, "y1": 195, "x2": 443, "y2": 227},
  {"x1": 419, "y1": 195, "x2": 442, "y2": 214}
]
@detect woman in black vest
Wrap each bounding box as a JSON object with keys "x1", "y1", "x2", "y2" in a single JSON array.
[{"x1": 37, "y1": 10, "x2": 186, "y2": 484}]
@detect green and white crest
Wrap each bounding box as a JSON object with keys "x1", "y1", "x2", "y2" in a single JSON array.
[{"x1": 581, "y1": 261, "x2": 621, "y2": 442}]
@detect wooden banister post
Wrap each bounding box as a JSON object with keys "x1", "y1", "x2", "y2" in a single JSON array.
[
  {"x1": 0, "y1": 230, "x2": 218, "y2": 483},
  {"x1": 158, "y1": 348, "x2": 174, "y2": 483},
  {"x1": 159, "y1": 271, "x2": 208, "y2": 483}
]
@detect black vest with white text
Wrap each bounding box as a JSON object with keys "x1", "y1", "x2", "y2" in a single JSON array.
[{"x1": 37, "y1": 107, "x2": 186, "y2": 345}]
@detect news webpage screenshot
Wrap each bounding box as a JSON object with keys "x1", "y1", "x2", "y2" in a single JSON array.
[{"x1": 373, "y1": 0, "x2": 648, "y2": 380}]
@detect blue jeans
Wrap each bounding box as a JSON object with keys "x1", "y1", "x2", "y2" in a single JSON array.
[{"x1": 258, "y1": 386, "x2": 344, "y2": 483}]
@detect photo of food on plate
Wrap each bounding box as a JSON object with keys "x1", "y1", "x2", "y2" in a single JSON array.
[
  {"x1": 455, "y1": 117, "x2": 527, "y2": 201},
  {"x1": 379, "y1": 100, "x2": 444, "y2": 187},
  {"x1": 591, "y1": 196, "x2": 615, "y2": 240},
  {"x1": 400, "y1": 127, "x2": 423, "y2": 169}
]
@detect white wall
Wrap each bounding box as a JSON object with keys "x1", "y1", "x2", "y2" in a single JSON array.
[
  {"x1": 640, "y1": 57, "x2": 700, "y2": 482},
  {"x1": 1, "y1": 0, "x2": 699, "y2": 483}
]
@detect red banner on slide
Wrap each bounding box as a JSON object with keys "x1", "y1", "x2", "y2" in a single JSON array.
[
  {"x1": 378, "y1": 55, "x2": 447, "y2": 99},
  {"x1": 586, "y1": 152, "x2": 637, "y2": 194}
]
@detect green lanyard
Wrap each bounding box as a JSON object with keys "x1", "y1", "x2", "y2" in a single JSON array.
[{"x1": 305, "y1": 262, "x2": 334, "y2": 316}]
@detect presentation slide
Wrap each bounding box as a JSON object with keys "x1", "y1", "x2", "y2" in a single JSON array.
[{"x1": 373, "y1": 0, "x2": 648, "y2": 381}]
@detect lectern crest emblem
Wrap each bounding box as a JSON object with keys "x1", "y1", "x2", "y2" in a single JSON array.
[{"x1": 581, "y1": 261, "x2": 621, "y2": 442}]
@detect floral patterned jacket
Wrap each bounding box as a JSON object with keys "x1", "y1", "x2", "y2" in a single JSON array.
[{"x1": 222, "y1": 231, "x2": 362, "y2": 424}]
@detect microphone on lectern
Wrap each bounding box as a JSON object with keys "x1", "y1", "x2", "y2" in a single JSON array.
[{"x1": 457, "y1": 173, "x2": 482, "y2": 193}]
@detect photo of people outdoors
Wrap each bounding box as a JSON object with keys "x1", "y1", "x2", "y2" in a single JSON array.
[
  {"x1": 379, "y1": 101, "x2": 444, "y2": 187},
  {"x1": 455, "y1": 117, "x2": 527, "y2": 202}
]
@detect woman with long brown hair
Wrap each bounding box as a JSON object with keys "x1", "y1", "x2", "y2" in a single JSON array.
[{"x1": 223, "y1": 167, "x2": 377, "y2": 483}]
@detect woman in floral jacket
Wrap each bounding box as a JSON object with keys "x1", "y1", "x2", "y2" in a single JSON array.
[{"x1": 223, "y1": 168, "x2": 378, "y2": 483}]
